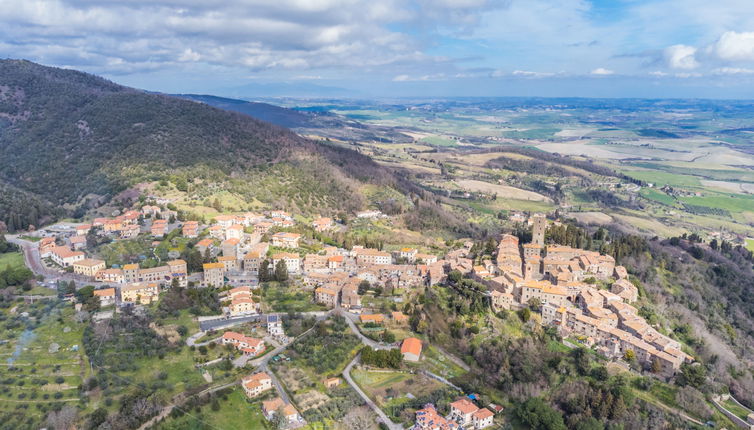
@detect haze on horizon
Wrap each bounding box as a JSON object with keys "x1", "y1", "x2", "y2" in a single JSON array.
[{"x1": 3, "y1": 0, "x2": 754, "y2": 99}]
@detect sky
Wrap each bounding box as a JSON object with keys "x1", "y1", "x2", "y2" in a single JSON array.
[{"x1": 3, "y1": 0, "x2": 754, "y2": 98}]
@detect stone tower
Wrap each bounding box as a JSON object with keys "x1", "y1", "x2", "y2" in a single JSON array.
[{"x1": 531, "y1": 214, "x2": 546, "y2": 246}]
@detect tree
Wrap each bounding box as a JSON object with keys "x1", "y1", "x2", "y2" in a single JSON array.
[
  {"x1": 518, "y1": 307, "x2": 531, "y2": 322},
  {"x1": 358, "y1": 280, "x2": 370, "y2": 295},
  {"x1": 623, "y1": 349, "x2": 635, "y2": 362},
  {"x1": 342, "y1": 406, "x2": 375, "y2": 430},
  {"x1": 274, "y1": 260, "x2": 288, "y2": 282},
  {"x1": 515, "y1": 397, "x2": 566, "y2": 430},
  {"x1": 45, "y1": 405, "x2": 78, "y2": 430},
  {"x1": 274, "y1": 406, "x2": 288, "y2": 429},
  {"x1": 259, "y1": 260, "x2": 271, "y2": 282},
  {"x1": 677, "y1": 363, "x2": 706, "y2": 388}
]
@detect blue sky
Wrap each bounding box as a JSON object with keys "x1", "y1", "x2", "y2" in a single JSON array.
[{"x1": 2, "y1": 0, "x2": 754, "y2": 98}]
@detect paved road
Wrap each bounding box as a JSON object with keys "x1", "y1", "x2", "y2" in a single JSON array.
[
  {"x1": 343, "y1": 354, "x2": 403, "y2": 430},
  {"x1": 199, "y1": 314, "x2": 263, "y2": 332},
  {"x1": 7, "y1": 235, "x2": 107, "y2": 288},
  {"x1": 338, "y1": 309, "x2": 392, "y2": 350}
]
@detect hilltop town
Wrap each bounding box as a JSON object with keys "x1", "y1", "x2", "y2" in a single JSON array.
[{"x1": 10, "y1": 198, "x2": 705, "y2": 429}]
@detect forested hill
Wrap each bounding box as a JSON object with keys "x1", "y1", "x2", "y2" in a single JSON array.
[
  {"x1": 0, "y1": 59, "x2": 305, "y2": 204},
  {"x1": 0, "y1": 60, "x2": 469, "y2": 235}
]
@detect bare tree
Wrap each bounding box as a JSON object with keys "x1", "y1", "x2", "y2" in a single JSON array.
[
  {"x1": 46, "y1": 405, "x2": 78, "y2": 430},
  {"x1": 341, "y1": 406, "x2": 376, "y2": 430}
]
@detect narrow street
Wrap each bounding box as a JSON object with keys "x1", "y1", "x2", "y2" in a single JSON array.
[{"x1": 343, "y1": 354, "x2": 403, "y2": 430}]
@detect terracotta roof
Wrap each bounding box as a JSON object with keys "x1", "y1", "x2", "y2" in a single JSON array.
[
  {"x1": 401, "y1": 337, "x2": 422, "y2": 357},
  {"x1": 473, "y1": 408, "x2": 494, "y2": 419},
  {"x1": 203, "y1": 262, "x2": 225, "y2": 270},
  {"x1": 450, "y1": 398, "x2": 479, "y2": 415},
  {"x1": 93, "y1": 288, "x2": 115, "y2": 297}
]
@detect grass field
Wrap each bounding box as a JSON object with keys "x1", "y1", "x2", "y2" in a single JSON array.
[
  {"x1": 155, "y1": 388, "x2": 272, "y2": 430},
  {"x1": 640, "y1": 188, "x2": 677, "y2": 206},
  {"x1": 746, "y1": 239, "x2": 754, "y2": 252},
  {"x1": 722, "y1": 397, "x2": 754, "y2": 421},
  {"x1": 0, "y1": 252, "x2": 25, "y2": 270},
  {"x1": 351, "y1": 369, "x2": 444, "y2": 408}
]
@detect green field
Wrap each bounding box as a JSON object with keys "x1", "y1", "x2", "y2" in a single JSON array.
[
  {"x1": 679, "y1": 194, "x2": 754, "y2": 214},
  {"x1": 155, "y1": 388, "x2": 272, "y2": 430},
  {"x1": 624, "y1": 170, "x2": 701, "y2": 188},
  {"x1": 0, "y1": 252, "x2": 25, "y2": 270},
  {"x1": 746, "y1": 239, "x2": 754, "y2": 252},
  {"x1": 639, "y1": 188, "x2": 677, "y2": 206}
]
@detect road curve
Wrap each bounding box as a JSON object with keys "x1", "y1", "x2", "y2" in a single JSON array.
[{"x1": 343, "y1": 353, "x2": 403, "y2": 430}]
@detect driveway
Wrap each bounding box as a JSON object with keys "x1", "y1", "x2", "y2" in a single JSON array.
[{"x1": 343, "y1": 354, "x2": 403, "y2": 430}]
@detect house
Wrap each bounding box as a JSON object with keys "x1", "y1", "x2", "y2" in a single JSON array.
[
  {"x1": 182, "y1": 221, "x2": 199, "y2": 238},
  {"x1": 72, "y1": 258, "x2": 106, "y2": 278},
  {"x1": 391, "y1": 311, "x2": 408, "y2": 324},
  {"x1": 360, "y1": 314, "x2": 384, "y2": 324},
  {"x1": 229, "y1": 296, "x2": 256, "y2": 316},
  {"x1": 221, "y1": 331, "x2": 265, "y2": 355},
  {"x1": 242, "y1": 372, "x2": 273, "y2": 398},
  {"x1": 401, "y1": 337, "x2": 423, "y2": 362},
  {"x1": 449, "y1": 398, "x2": 479, "y2": 425},
  {"x1": 49, "y1": 246, "x2": 85, "y2": 267},
  {"x1": 262, "y1": 397, "x2": 300, "y2": 424},
  {"x1": 611, "y1": 279, "x2": 638, "y2": 303},
  {"x1": 196, "y1": 238, "x2": 215, "y2": 256},
  {"x1": 203, "y1": 262, "x2": 225, "y2": 287},
  {"x1": 254, "y1": 221, "x2": 273, "y2": 235},
  {"x1": 69, "y1": 235, "x2": 87, "y2": 250},
  {"x1": 323, "y1": 377, "x2": 341, "y2": 389},
  {"x1": 75, "y1": 224, "x2": 92, "y2": 236},
  {"x1": 414, "y1": 404, "x2": 461, "y2": 430},
  {"x1": 120, "y1": 282, "x2": 160, "y2": 305},
  {"x1": 314, "y1": 287, "x2": 338, "y2": 307},
  {"x1": 312, "y1": 217, "x2": 333, "y2": 232},
  {"x1": 95, "y1": 268, "x2": 124, "y2": 283},
  {"x1": 267, "y1": 314, "x2": 284, "y2": 337},
  {"x1": 221, "y1": 238, "x2": 240, "y2": 259},
  {"x1": 271, "y1": 232, "x2": 301, "y2": 249},
  {"x1": 354, "y1": 248, "x2": 391, "y2": 266},
  {"x1": 39, "y1": 237, "x2": 57, "y2": 256},
  {"x1": 218, "y1": 255, "x2": 239, "y2": 272},
  {"x1": 472, "y1": 408, "x2": 494, "y2": 429},
  {"x1": 271, "y1": 252, "x2": 300, "y2": 273},
  {"x1": 225, "y1": 224, "x2": 244, "y2": 241},
  {"x1": 93, "y1": 288, "x2": 116, "y2": 307},
  {"x1": 120, "y1": 224, "x2": 140, "y2": 239},
  {"x1": 151, "y1": 219, "x2": 167, "y2": 237}
]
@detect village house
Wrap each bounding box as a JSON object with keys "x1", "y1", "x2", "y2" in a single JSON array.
[
  {"x1": 449, "y1": 398, "x2": 479, "y2": 426},
  {"x1": 401, "y1": 337, "x2": 423, "y2": 362},
  {"x1": 203, "y1": 262, "x2": 225, "y2": 287},
  {"x1": 314, "y1": 287, "x2": 338, "y2": 307},
  {"x1": 271, "y1": 252, "x2": 301, "y2": 273},
  {"x1": 218, "y1": 255, "x2": 239, "y2": 272},
  {"x1": 262, "y1": 397, "x2": 300, "y2": 425},
  {"x1": 151, "y1": 219, "x2": 167, "y2": 237},
  {"x1": 229, "y1": 296, "x2": 257, "y2": 316},
  {"x1": 472, "y1": 408, "x2": 495, "y2": 429},
  {"x1": 414, "y1": 404, "x2": 461, "y2": 430},
  {"x1": 49, "y1": 246, "x2": 85, "y2": 267},
  {"x1": 95, "y1": 268, "x2": 125, "y2": 283},
  {"x1": 267, "y1": 314, "x2": 284, "y2": 337},
  {"x1": 72, "y1": 258, "x2": 106, "y2": 278},
  {"x1": 221, "y1": 331, "x2": 265, "y2": 356},
  {"x1": 360, "y1": 314, "x2": 384, "y2": 325},
  {"x1": 225, "y1": 224, "x2": 244, "y2": 241},
  {"x1": 221, "y1": 238, "x2": 240, "y2": 259},
  {"x1": 243, "y1": 251, "x2": 263, "y2": 274},
  {"x1": 120, "y1": 224, "x2": 140, "y2": 239},
  {"x1": 271, "y1": 232, "x2": 301, "y2": 249},
  {"x1": 354, "y1": 248, "x2": 391, "y2": 266},
  {"x1": 69, "y1": 235, "x2": 87, "y2": 250},
  {"x1": 93, "y1": 288, "x2": 116, "y2": 307},
  {"x1": 75, "y1": 224, "x2": 92, "y2": 236},
  {"x1": 611, "y1": 279, "x2": 638, "y2": 303},
  {"x1": 311, "y1": 217, "x2": 333, "y2": 232},
  {"x1": 254, "y1": 221, "x2": 273, "y2": 235},
  {"x1": 242, "y1": 372, "x2": 273, "y2": 398},
  {"x1": 182, "y1": 220, "x2": 199, "y2": 238},
  {"x1": 196, "y1": 238, "x2": 215, "y2": 256},
  {"x1": 323, "y1": 377, "x2": 341, "y2": 389},
  {"x1": 120, "y1": 282, "x2": 160, "y2": 305}
]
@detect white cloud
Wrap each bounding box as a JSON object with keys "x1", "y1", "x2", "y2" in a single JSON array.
[
  {"x1": 649, "y1": 71, "x2": 668, "y2": 77},
  {"x1": 713, "y1": 67, "x2": 754, "y2": 75},
  {"x1": 710, "y1": 31, "x2": 754, "y2": 61},
  {"x1": 512, "y1": 70, "x2": 555, "y2": 78},
  {"x1": 392, "y1": 74, "x2": 411, "y2": 81},
  {"x1": 664, "y1": 44, "x2": 699, "y2": 69},
  {"x1": 590, "y1": 67, "x2": 614, "y2": 75}
]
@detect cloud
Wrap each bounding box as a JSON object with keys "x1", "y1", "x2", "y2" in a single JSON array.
[
  {"x1": 590, "y1": 68, "x2": 614, "y2": 75},
  {"x1": 710, "y1": 31, "x2": 754, "y2": 61},
  {"x1": 663, "y1": 44, "x2": 699, "y2": 69},
  {"x1": 392, "y1": 73, "x2": 446, "y2": 81},
  {"x1": 713, "y1": 67, "x2": 754, "y2": 75},
  {"x1": 511, "y1": 70, "x2": 555, "y2": 78}
]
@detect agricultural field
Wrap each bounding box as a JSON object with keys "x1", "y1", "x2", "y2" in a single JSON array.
[
  {"x1": 0, "y1": 301, "x2": 89, "y2": 429},
  {"x1": 351, "y1": 369, "x2": 445, "y2": 407},
  {"x1": 155, "y1": 387, "x2": 273, "y2": 430}
]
